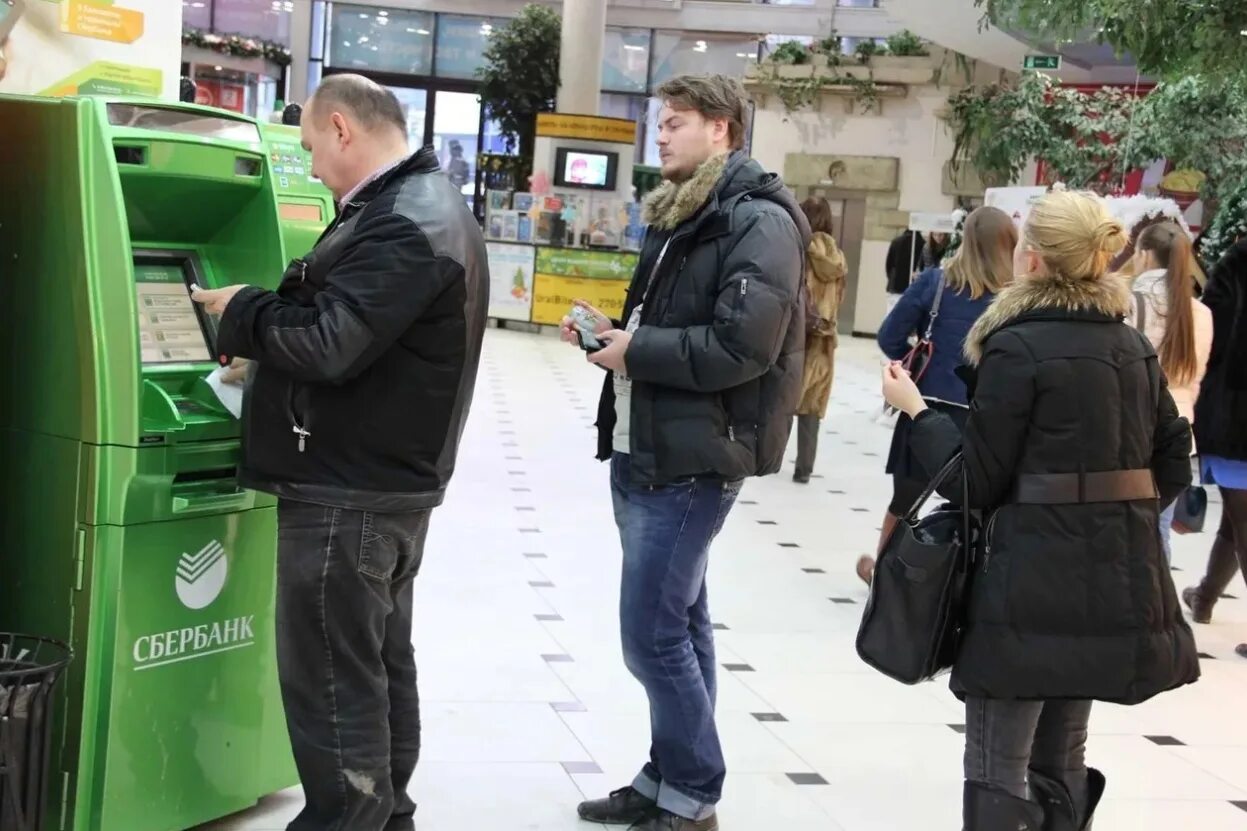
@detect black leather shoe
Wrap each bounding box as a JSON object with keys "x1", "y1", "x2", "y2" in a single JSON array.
[
  {"x1": 963, "y1": 781, "x2": 1044, "y2": 831},
  {"x1": 578, "y1": 787, "x2": 657, "y2": 825},
  {"x1": 628, "y1": 810, "x2": 718, "y2": 831},
  {"x1": 1028, "y1": 767, "x2": 1106, "y2": 830}
]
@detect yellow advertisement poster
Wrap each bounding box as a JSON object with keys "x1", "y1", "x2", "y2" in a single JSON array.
[
  {"x1": 0, "y1": 0, "x2": 180, "y2": 99},
  {"x1": 531, "y1": 274, "x2": 630, "y2": 326},
  {"x1": 536, "y1": 113, "x2": 638, "y2": 146}
]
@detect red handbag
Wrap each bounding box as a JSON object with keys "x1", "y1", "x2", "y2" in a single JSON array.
[{"x1": 901, "y1": 274, "x2": 946, "y2": 384}]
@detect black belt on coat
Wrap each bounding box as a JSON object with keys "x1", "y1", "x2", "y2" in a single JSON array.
[{"x1": 1009, "y1": 469, "x2": 1158, "y2": 505}]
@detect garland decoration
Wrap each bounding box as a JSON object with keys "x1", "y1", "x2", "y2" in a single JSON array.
[
  {"x1": 1200, "y1": 178, "x2": 1247, "y2": 271},
  {"x1": 182, "y1": 27, "x2": 292, "y2": 67}
]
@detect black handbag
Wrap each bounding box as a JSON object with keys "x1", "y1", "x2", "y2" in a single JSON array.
[
  {"x1": 900, "y1": 273, "x2": 946, "y2": 384},
  {"x1": 856, "y1": 454, "x2": 978, "y2": 685},
  {"x1": 1172, "y1": 485, "x2": 1208, "y2": 534}
]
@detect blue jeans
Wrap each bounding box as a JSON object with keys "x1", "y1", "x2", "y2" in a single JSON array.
[
  {"x1": 610, "y1": 453, "x2": 743, "y2": 821},
  {"x1": 1159, "y1": 501, "x2": 1175, "y2": 564}
]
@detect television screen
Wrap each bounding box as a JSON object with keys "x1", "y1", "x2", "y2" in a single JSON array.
[{"x1": 554, "y1": 148, "x2": 618, "y2": 191}]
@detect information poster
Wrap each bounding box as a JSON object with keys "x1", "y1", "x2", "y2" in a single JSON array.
[
  {"x1": 530, "y1": 247, "x2": 638, "y2": 327},
  {"x1": 0, "y1": 0, "x2": 182, "y2": 100},
  {"x1": 486, "y1": 242, "x2": 535, "y2": 322}
]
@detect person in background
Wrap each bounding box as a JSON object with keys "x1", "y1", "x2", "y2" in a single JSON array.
[
  {"x1": 857, "y1": 207, "x2": 1016, "y2": 585},
  {"x1": 884, "y1": 189, "x2": 1198, "y2": 830},
  {"x1": 561, "y1": 74, "x2": 807, "y2": 831},
  {"x1": 1183, "y1": 238, "x2": 1247, "y2": 644},
  {"x1": 793, "y1": 196, "x2": 847, "y2": 484},
  {"x1": 920, "y1": 230, "x2": 950, "y2": 270},
  {"x1": 192, "y1": 74, "x2": 489, "y2": 831},
  {"x1": 884, "y1": 228, "x2": 923, "y2": 313},
  {"x1": 1125, "y1": 222, "x2": 1212, "y2": 562}
]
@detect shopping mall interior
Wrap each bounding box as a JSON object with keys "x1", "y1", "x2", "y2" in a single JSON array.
[{"x1": 1, "y1": 0, "x2": 1247, "y2": 829}]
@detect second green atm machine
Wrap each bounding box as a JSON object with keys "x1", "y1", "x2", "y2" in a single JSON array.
[{"x1": 0, "y1": 96, "x2": 332, "y2": 831}]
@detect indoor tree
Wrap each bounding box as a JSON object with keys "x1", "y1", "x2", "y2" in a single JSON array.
[
  {"x1": 975, "y1": 0, "x2": 1247, "y2": 81},
  {"x1": 477, "y1": 4, "x2": 561, "y2": 177}
]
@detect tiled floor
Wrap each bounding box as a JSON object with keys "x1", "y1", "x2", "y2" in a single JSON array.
[{"x1": 197, "y1": 329, "x2": 1247, "y2": 830}]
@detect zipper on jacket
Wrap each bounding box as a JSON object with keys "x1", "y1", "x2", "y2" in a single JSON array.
[
  {"x1": 740, "y1": 278, "x2": 748, "y2": 298},
  {"x1": 728, "y1": 425, "x2": 736, "y2": 441},
  {"x1": 293, "y1": 424, "x2": 310, "y2": 453},
  {"x1": 981, "y1": 510, "x2": 999, "y2": 573},
  {"x1": 286, "y1": 382, "x2": 311, "y2": 453}
]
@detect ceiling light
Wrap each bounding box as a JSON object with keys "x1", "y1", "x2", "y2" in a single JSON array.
[
  {"x1": 417, "y1": 28, "x2": 430, "y2": 35},
  {"x1": 624, "y1": 44, "x2": 644, "y2": 52},
  {"x1": 378, "y1": 9, "x2": 388, "y2": 14},
  {"x1": 359, "y1": 12, "x2": 369, "y2": 18},
  {"x1": 190, "y1": 0, "x2": 205, "y2": 6},
  {"x1": 735, "y1": 52, "x2": 750, "y2": 58},
  {"x1": 377, "y1": 16, "x2": 389, "y2": 24},
  {"x1": 694, "y1": 40, "x2": 707, "y2": 53},
  {"x1": 358, "y1": 36, "x2": 369, "y2": 43},
  {"x1": 214, "y1": 65, "x2": 222, "y2": 71}
]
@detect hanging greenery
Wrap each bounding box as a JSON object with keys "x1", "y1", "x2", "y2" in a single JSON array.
[
  {"x1": 946, "y1": 72, "x2": 1247, "y2": 198},
  {"x1": 182, "y1": 27, "x2": 291, "y2": 67},
  {"x1": 1199, "y1": 178, "x2": 1247, "y2": 271},
  {"x1": 751, "y1": 67, "x2": 888, "y2": 116},
  {"x1": 476, "y1": 4, "x2": 561, "y2": 172},
  {"x1": 770, "y1": 41, "x2": 812, "y2": 66},
  {"x1": 975, "y1": 0, "x2": 1247, "y2": 82}
]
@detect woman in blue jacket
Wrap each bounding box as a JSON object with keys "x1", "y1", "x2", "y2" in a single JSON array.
[{"x1": 857, "y1": 207, "x2": 1017, "y2": 584}]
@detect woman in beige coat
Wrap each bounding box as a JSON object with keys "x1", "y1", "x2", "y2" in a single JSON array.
[
  {"x1": 1125, "y1": 221, "x2": 1213, "y2": 561},
  {"x1": 794, "y1": 197, "x2": 847, "y2": 483}
]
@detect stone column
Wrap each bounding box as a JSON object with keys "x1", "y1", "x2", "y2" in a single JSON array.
[
  {"x1": 556, "y1": 0, "x2": 607, "y2": 115},
  {"x1": 287, "y1": 0, "x2": 314, "y2": 103}
]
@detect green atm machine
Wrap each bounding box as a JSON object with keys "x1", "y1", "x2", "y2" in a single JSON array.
[{"x1": 0, "y1": 97, "x2": 297, "y2": 830}]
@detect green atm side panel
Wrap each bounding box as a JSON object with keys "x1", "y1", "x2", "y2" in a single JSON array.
[{"x1": 259, "y1": 122, "x2": 333, "y2": 260}]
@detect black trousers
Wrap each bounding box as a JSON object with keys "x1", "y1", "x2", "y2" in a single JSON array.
[
  {"x1": 276, "y1": 500, "x2": 431, "y2": 831},
  {"x1": 1190, "y1": 487, "x2": 1247, "y2": 606}
]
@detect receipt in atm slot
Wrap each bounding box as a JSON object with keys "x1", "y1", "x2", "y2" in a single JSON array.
[{"x1": 206, "y1": 366, "x2": 244, "y2": 419}]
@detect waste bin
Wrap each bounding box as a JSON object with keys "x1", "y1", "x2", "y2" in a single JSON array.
[{"x1": 0, "y1": 634, "x2": 72, "y2": 831}]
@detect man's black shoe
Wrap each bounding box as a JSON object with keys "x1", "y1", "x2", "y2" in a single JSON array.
[
  {"x1": 628, "y1": 809, "x2": 718, "y2": 830},
  {"x1": 578, "y1": 787, "x2": 658, "y2": 825}
]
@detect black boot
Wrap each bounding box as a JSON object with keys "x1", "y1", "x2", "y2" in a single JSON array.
[
  {"x1": 1184, "y1": 531, "x2": 1241, "y2": 623},
  {"x1": 963, "y1": 781, "x2": 1044, "y2": 831},
  {"x1": 578, "y1": 786, "x2": 658, "y2": 825},
  {"x1": 1027, "y1": 768, "x2": 1106, "y2": 831}
]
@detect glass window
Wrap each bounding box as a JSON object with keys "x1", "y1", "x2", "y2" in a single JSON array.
[
  {"x1": 841, "y1": 35, "x2": 888, "y2": 55},
  {"x1": 436, "y1": 15, "x2": 506, "y2": 79},
  {"x1": 213, "y1": 0, "x2": 294, "y2": 45},
  {"x1": 182, "y1": 0, "x2": 211, "y2": 29},
  {"x1": 327, "y1": 4, "x2": 434, "y2": 75},
  {"x1": 649, "y1": 33, "x2": 759, "y2": 89},
  {"x1": 432, "y1": 90, "x2": 483, "y2": 205},
  {"x1": 602, "y1": 27, "x2": 650, "y2": 93},
  {"x1": 387, "y1": 86, "x2": 428, "y2": 149}
]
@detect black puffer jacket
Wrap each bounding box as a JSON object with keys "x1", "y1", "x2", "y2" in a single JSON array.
[
  {"x1": 594, "y1": 151, "x2": 809, "y2": 485},
  {"x1": 909, "y1": 273, "x2": 1199, "y2": 704},
  {"x1": 217, "y1": 148, "x2": 489, "y2": 511},
  {"x1": 1194, "y1": 239, "x2": 1247, "y2": 461}
]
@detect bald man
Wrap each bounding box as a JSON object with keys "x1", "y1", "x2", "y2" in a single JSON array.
[{"x1": 193, "y1": 74, "x2": 488, "y2": 831}]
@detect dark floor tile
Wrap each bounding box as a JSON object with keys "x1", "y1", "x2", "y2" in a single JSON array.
[
  {"x1": 561, "y1": 761, "x2": 602, "y2": 775},
  {"x1": 1232, "y1": 801, "x2": 1247, "y2": 813},
  {"x1": 534, "y1": 613, "x2": 563, "y2": 622},
  {"x1": 803, "y1": 567, "x2": 826, "y2": 574},
  {"x1": 828, "y1": 490, "x2": 846, "y2": 495},
  {"x1": 528, "y1": 580, "x2": 554, "y2": 588},
  {"x1": 523, "y1": 552, "x2": 547, "y2": 559},
  {"x1": 519, "y1": 528, "x2": 541, "y2": 533},
  {"x1": 1145, "y1": 735, "x2": 1185, "y2": 746},
  {"x1": 506, "y1": 456, "x2": 524, "y2": 461},
  {"x1": 516, "y1": 505, "x2": 536, "y2": 511},
  {"x1": 1222, "y1": 593, "x2": 1238, "y2": 600},
  {"x1": 758, "y1": 520, "x2": 778, "y2": 526},
  {"x1": 542, "y1": 653, "x2": 574, "y2": 663},
  {"x1": 851, "y1": 508, "x2": 870, "y2": 513},
  {"x1": 740, "y1": 500, "x2": 759, "y2": 506},
  {"x1": 787, "y1": 773, "x2": 828, "y2": 785},
  {"x1": 752, "y1": 712, "x2": 789, "y2": 723},
  {"x1": 712, "y1": 623, "x2": 730, "y2": 631},
  {"x1": 511, "y1": 487, "x2": 532, "y2": 493},
  {"x1": 1198, "y1": 651, "x2": 1216, "y2": 660},
  {"x1": 509, "y1": 471, "x2": 527, "y2": 476},
  {"x1": 779, "y1": 542, "x2": 800, "y2": 548},
  {"x1": 830, "y1": 597, "x2": 857, "y2": 605},
  {"x1": 948, "y1": 724, "x2": 967, "y2": 734},
  {"x1": 723, "y1": 663, "x2": 755, "y2": 672}
]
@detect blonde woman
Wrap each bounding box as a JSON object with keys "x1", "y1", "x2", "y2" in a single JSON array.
[
  {"x1": 883, "y1": 190, "x2": 1199, "y2": 830},
  {"x1": 793, "y1": 197, "x2": 847, "y2": 483}
]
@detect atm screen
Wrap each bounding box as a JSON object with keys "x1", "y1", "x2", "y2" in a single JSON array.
[{"x1": 134, "y1": 259, "x2": 214, "y2": 365}]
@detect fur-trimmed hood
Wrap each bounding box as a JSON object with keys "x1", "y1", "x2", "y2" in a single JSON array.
[
  {"x1": 964, "y1": 273, "x2": 1133, "y2": 365},
  {"x1": 642, "y1": 151, "x2": 811, "y2": 246}
]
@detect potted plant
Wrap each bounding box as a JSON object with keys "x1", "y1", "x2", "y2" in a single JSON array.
[
  {"x1": 869, "y1": 30, "x2": 936, "y2": 83},
  {"x1": 477, "y1": 4, "x2": 561, "y2": 182}
]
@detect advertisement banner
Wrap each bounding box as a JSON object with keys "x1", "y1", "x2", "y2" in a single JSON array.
[
  {"x1": 486, "y1": 242, "x2": 535, "y2": 322},
  {"x1": 0, "y1": 0, "x2": 181, "y2": 99},
  {"x1": 531, "y1": 274, "x2": 629, "y2": 327},
  {"x1": 535, "y1": 113, "x2": 638, "y2": 146},
  {"x1": 984, "y1": 186, "x2": 1049, "y2": 228},
  {"x1": 534, "y1": 246, "x2": 638, "y2": 281}
]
